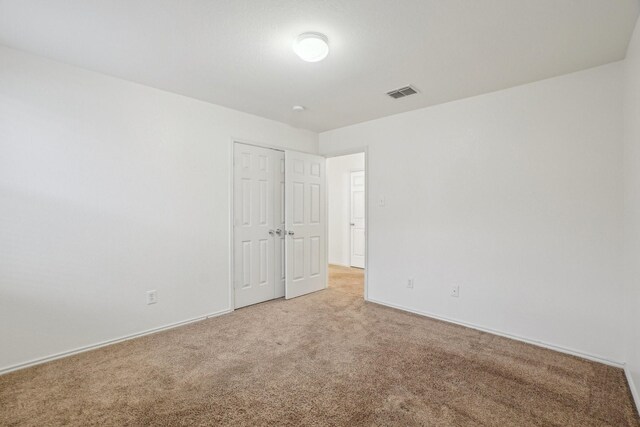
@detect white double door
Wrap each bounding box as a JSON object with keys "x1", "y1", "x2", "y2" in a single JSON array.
[{"x1": 233, "y1": 143, "x2": 326, "y2": 308}]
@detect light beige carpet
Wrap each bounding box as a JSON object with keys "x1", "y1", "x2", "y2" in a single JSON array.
[{"x1": 0, "y1": 265, "x2": 638, "y2": 426}]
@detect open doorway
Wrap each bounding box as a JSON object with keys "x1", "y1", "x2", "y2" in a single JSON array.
[{"x1": 326, "y1": 152, "x2": 366, "y2": 299}]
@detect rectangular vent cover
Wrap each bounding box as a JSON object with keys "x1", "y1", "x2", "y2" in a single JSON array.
[{"x1": 387, "y1": 85, "x2": 418, "y2": 99}]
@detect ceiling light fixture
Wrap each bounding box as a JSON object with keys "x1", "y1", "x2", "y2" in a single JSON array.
[
  {"x1": 293, "y1": 32, "x2": 329, "y2": 62},
  {"x1": 292, "y1": 105, "x2": 306, "y2": 112}
]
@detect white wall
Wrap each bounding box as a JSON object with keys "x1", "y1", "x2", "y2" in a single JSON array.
[
  {"x1": 2, "y1": 37, "x2": 636, "y2": 381},
  {"x1": 320, "y1": 62, "x2": 625, "y2": 363},
  {"x1": 623, "y1": 15, "x2": 640, "y2": 407},
  {"x1": 327, "y1": 153, "x2": 365, "y2": 266},
  {"x1": 0, "y1": 46, "x2": 317, "y2": 372}
]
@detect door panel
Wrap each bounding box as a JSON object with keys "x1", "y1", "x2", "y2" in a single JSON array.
[
  {"x1": 274, "y1": 155, "x2": 285, "y2": 298},
  {"x1": 234, "y1": 143, "x2": 284, "y2": 308},
  {"x1": 350, "y1": 170, "x2": 365, "y2": 268},
  {"x1": 285, "y1": 150, "x2": 327, "y2": 299}
]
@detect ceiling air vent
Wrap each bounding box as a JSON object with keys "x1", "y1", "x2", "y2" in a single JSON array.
[{"x1": 386, "y1": 85, "x2": 418, "y2": 99}]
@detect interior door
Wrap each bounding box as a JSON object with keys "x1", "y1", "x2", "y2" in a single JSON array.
[
  {"x1": 350, "y1": 170, "x2": 365, "y2": 268},
  {"x1": 285, "y1": 150, "x2": 327, "y2": 299},
  {"x1": 233, "y1": 143, "x2": 284, "y2": 308},
  {"x1": 274, "y1": 153, "x2": 286, "y2": 298}
]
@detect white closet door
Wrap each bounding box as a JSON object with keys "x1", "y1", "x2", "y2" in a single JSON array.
[
  {"x1": 350, "y1": 170, "x2": 366, "y2": 268},
  {"x1": 285, "y1": 150, "x2": 327, "y2": 299},
  {"x1": 274, "y1": 153, "x2": 286, "y2": 298},
  {"x1": 233, "y1": 143, "x2": 282, "y2": 308}
]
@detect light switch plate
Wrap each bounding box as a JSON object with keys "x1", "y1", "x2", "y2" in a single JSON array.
[{"x1": 146, "y1": 290, "x2": 158, "y2": 305}]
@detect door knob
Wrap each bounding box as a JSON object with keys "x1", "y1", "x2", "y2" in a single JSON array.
[
  {"x1": 287, "y1": 230, "x2": 295, "y2": 236},
  {"x1": 350, "y1": 223, "x2": 355, "y2": 226},
  {"x1": 275, "y1": 228, "x2": 283, "y2": 236},
  {"x1": 268, "y1": 229, "x2": 275, "y2": 236}
]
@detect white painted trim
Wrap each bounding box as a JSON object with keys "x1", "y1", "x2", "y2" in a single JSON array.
[
  {"x1": 625, "y1": 366, "x2": 640, "y2": 414},
  {"x1": 324, "y1": 154, "x2": 329, "y2": 290},
  {"x1": 323, "y1": 147, "x2": 369, "y2": 301},
  {"x1": 368, "y1": 298, "x2": 624, "y2": 368},
  {"x1": 363, "y1": 148, "x2": 369, "y2": 301},
  {"x1": 229, "y1": 136, "x2": 287, "y2": 153},
  {"x1": 229, "y1": 138, "x2": 236, "y2": 311},
  {"x1": 0, "y1": 308, "x2": 232, "y2": 376}
]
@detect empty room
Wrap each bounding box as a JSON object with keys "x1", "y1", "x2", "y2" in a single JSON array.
[{"x1": 2, "y1": 1, "x2": 640, "y2": 425}]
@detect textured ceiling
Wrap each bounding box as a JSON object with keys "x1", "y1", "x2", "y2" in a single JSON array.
[{"x1": 0, "y1": 0, "x2": 638, "y2": 132}]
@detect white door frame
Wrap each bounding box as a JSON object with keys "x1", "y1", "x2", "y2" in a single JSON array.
[{"x1": 323, "y1": 147, "x2": 369, "y2": 301}]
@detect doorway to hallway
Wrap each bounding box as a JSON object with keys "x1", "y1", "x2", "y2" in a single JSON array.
[
  {"x1": 328, "y1": 265, "x2": 364, "y2": 298},
  {"x1": 326, "y1": 151, "x2": 367, "y2": 299}
]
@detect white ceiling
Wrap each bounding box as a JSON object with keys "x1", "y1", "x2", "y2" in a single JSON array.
[{"x1": 0, "y1": 0, "x2": 638, "y2": 132}]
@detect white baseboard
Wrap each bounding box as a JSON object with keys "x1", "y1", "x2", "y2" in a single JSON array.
[
  {"x1": 2, "y1": 298, "x2": 636, "y2": 414},
  {"x1": 367, "y1": 298, "x2": 624, "y2": 368},
  {"x1": 0, "y1": 307, "x2": 233, "y2": 376},
  {"x1": 625, "y1": 366, "x2": 640, "y2": 414}
]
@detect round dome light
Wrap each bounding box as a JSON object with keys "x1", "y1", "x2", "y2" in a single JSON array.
[{"x1": 293, "y1": 32, "x2": 329, "y2": 62}]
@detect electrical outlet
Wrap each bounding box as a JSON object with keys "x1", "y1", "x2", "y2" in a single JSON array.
[
  {"x1": 451, "y1": 285, "x2": 459, "y2": 298},
  {"x1": 407, "y1": 278, "x2": 414, "y2": 289},
  {"x1": 146, "y1": 290, "x2": 158, "y2": 305}
]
